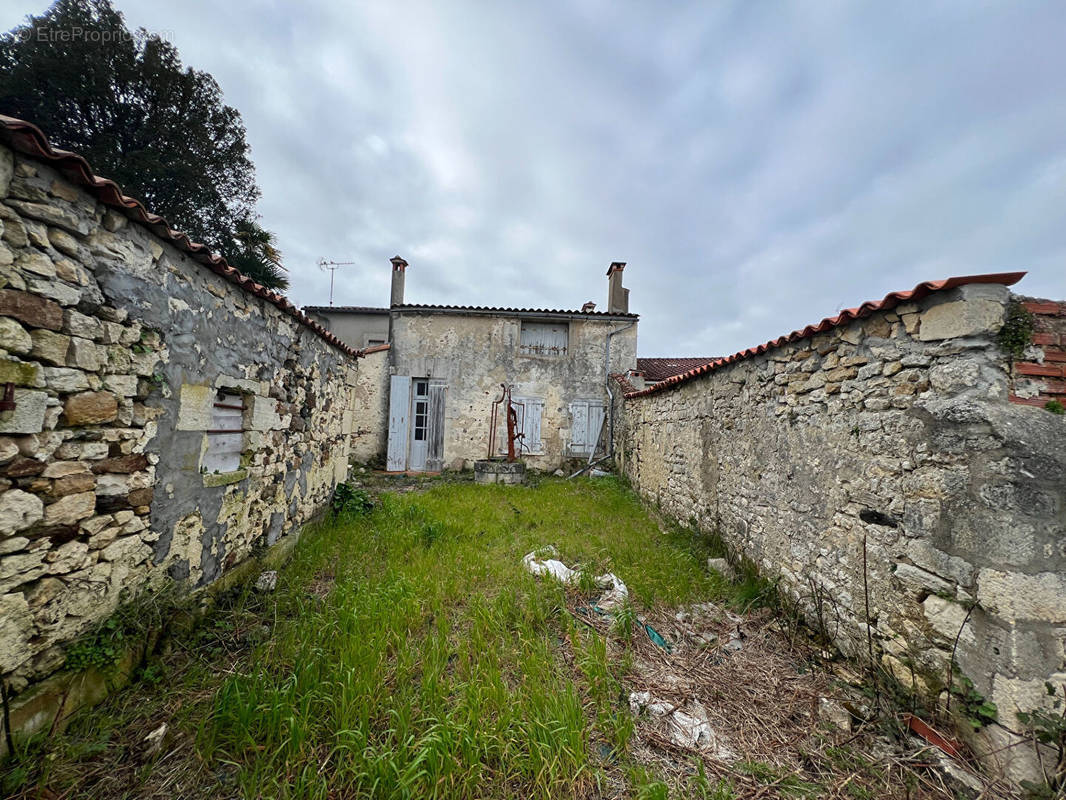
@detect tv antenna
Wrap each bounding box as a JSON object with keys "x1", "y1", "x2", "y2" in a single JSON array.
[{"x1": 317, "y1": 259, "x2": 356, "y2": 306}]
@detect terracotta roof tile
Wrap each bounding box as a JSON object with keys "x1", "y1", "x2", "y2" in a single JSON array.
[
  {"x1": 637, "y1": 357, "x2": 718, "y2": 382},
  {"x1": 395, "y1": 303, "x2": 638, "y2": 318},
  {"x1": 304, "y1": 305, "x2": 389, "y2": 314},
  {"x1": 0, "y1": 114, "x2": 361, "y2": 359},
  {"x1": 626, "y1": 272, "x2": 1027, "y2": 399}
]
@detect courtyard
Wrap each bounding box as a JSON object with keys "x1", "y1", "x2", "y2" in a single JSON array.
[{"x1": 2, "y1": 477, "x2": 992, "y2": 799}]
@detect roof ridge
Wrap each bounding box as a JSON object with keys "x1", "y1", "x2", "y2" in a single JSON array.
[{"x1": 0, "y1": 114, "x2": 361, "y2": 359}]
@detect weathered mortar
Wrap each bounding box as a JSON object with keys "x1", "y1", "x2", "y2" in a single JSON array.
[
  {"x1": 0, "y1": 143, "x2": 360, "y2": 743},
  {"x1": 616, "y1": 282, "x2": 1066, "y2": 782},
  {"x1": 391, "y1": 311, "x2": 637, "y2": 470}
]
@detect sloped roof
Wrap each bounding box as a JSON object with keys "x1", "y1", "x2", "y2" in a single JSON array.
[
  {"x1": 0, "y1": 114, "x2": 361, "y2": 359},
  {"x1": 394, "y1": 303, "x2": 637, "y2": 320},
  {"x1": 626, "y1": 272, "x2": 1026, "y2": 399},
  {"x1": 304, "y1": 306, "x2": 389, "y2": 314},
  {"x1": 638, "y1": 357, "x2": 718, "y2": 382}
]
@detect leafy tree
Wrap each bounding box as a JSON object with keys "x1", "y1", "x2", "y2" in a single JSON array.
[
  {"x1": 0, "y1": 0, "x2": 289, "y2": 290},
  {"x1": 227, "y1": 218, "x2": 289, "y2": 289}
]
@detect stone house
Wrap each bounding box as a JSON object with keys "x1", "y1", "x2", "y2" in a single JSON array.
[{"x1": 307, "y1": 259, "x2": 639, "y2": 472}]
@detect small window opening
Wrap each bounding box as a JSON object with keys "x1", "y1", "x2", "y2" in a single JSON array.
[{"x1": 203, "y1": 390, "x2": 245, "y2": 473}]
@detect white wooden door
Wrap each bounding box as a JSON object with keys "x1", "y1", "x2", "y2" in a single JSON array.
[
  {"x1": 386, "y1": 375, "x2": 411, "y2": 471},
  {"x1": 408, "y1": 378, "x2": 430, "y2": 472}
]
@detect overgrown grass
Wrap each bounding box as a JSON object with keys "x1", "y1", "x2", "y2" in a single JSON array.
[
  {"x1": 194, "y1": 477, "x2": 743, "y2": 799},
  {"x1": 6, "y1": 476, "x2": 756, "y2": 799}
]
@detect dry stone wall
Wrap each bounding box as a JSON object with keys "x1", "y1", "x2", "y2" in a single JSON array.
[
  {"x1": 616, "y1": 282, "x2": 1066, "y2": 781},
  {"x1": 0, "y1": 143, "x2": 359, "y2": 724}
]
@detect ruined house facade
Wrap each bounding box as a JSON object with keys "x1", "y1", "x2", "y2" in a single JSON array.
[{"x1": 308, "y1": 259, "x2": 639, "y2": 472}]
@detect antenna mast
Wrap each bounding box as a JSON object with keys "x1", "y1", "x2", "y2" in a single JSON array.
[{"x1": 317, "y1": 259, "x2": 357, "y2": 306}]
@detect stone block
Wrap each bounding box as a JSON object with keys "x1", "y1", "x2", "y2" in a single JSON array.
[
  {"x1": 52, "y1": 472, "x2": 95, "y2": 496},
  {"x1": 5, "y1": 199, "x2": 91, "y2": 235},
  {"x1": 64, "y1": 309, "x2": 102, "y2": 340},
  {"x1": 30, "y1": 329, "x2": 70, "y2": 366},
  {"x1": 92, "y1": 454, "x2": 148, "y2": 474},
  {"x1": 978, "y1": 569, "x2": 1066, "y2": 623},
  {"x1": 0, "y1": 289, "x2": 63, "y2": 331},
  {"x1": 894, "y1": 562, "x2": 953, "y2": 596},
  {"x1": 43, "y1": 491, "x2": 95, "y2": 526},
  {"x1": 63, "y1": 391, "x2": 118, "y2": 426},
  {"x1": 29, "y1": 278, "x2": 80, "y2": 307},
  {"x1": 0, "y1": 389, "x2": 47, "y2": 434},
  {"x1": 922, "y1": 595, "x2": 975, "y2": 645},
  {"x1": 46, "y1": 540, "x2": 90, "y2": 574},
  {"x1": 0, "y1": 592, "x2": 34, "y2": 673},
  {"x1": 103, "y1": 374, "x2": 138, "y2": 397},
  {"x1": 0, "y1": 358, "x2": 40, "y2": 386},
  {"x1": 918, "y1": 299, "x2": 1005, "y2": 341},
  {"x1": 0, "y1": 317, "x2": 32, "y2": 354},
  {"x1": 0, "y1": 488, "x2": 44, "y2": 534},
  {"x1": 43, "y1": 367, "x2": 89, "y2": 393},
  {"x1": 47, "y1": 227, "x2": 81, "y2": 258},
  {"x1": 176, "y1": 384, "x2": 214, "y2": 430},
  {"x1": 15, "y1": 250, "x2": 55, "y2": 278},
  {"x1": 66, "y1": 337, "x2": 102, "y2": 371}
]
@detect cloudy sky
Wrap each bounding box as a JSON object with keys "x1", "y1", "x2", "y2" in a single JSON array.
[{"x1": 9, "y1": 1, "x2": 1066, "y2": 356}]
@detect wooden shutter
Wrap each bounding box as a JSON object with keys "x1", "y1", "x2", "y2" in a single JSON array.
[
  {"x1": 569, "y1": 401, "x2": 589, "y2": 453},
  {"x1": 203, "y1": 391, "x2": 245, "y2": 474},
  {"x1": 519, "y1": 322, "x2": 568, "y2": 356},
  {"x1": 521, "y1": 398, "x2": 542, "y2": 454},
  {"x1": 425, "y1": 379, "x2": 447, "y2": 471},
  {"x1": 587, "y1": 402, "x2": 606, "y2": 456},
  {"x1": 386, "y1": 375, "x2": 411, "y2": 471}
]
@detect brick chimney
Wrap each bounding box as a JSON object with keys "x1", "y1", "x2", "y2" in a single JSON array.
[
  {"x1": 606, "y1": 262, "x2": 629, "y2": 314},
  {"x1": 390, "y1": 256, "x2": 407, "y2": 306}
]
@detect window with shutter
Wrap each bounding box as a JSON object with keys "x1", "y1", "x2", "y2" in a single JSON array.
[
  {"x1": 203, "y1": 391, "x2": 245, "y2": 473},
  {"x1": 498, "y1": 397, "x2": 543, "y2": 455},
  {"x1": 519, "y1": 321, "x2": 568, "y2": 356}
]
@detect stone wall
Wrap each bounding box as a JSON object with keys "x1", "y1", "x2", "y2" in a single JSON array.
[
  {"x1": 391, "y1": 310, "x2": 637, "y2": 470},
  {"x1": 616, "y1": 280, "x2": 1066, "y2": 781},
  {"x1": 0, "y1": 141, "x2": 360, "y2": 737},
  {"x1": 348, "y1": 343, "x2": 389, "y2": 464}
]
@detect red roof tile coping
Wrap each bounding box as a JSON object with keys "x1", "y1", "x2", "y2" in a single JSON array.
[
  {"x1": 0, "y1": 115, "x2": 362, "y2": 360},
  {"x1": 637, "y1": 357, "x2": 719, "y2": 382},
  {"x1": 625, "y1": 272, "x2": 1027, "y2": 399},
  {"x1": 358, "y1": 343, "x2": 391, "y2": 355}
]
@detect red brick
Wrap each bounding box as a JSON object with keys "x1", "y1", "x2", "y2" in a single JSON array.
[
  {"x1": 1042, "y1": 380, "x2": 1066, "y2": 395},
  {"x1": 1043, "y1": 349, "x2": 1066, "y2": 362},
  {"x1": 1023, "y1": 301, "x2": 1063, "y2": 315},
  {"x1": 1008, "y1": 394, "x2": 1049, "y2": 407},
  {"x1": 1015, "y1": 362, "x2": 1063, "y2": 378},
  {"x1": 1031, "y1": 332, "x2": 1059, "y2": 346}
]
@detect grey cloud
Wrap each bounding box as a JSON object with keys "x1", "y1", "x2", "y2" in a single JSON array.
[{"x1": 6, "y1": 0, "x2": 1064, "y2": 355}]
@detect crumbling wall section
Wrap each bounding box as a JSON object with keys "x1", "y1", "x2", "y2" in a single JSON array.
[
  {"x1": 0, "y1": 143, "x2": 358, "y2": 716},
  {"x1": 617, "y1": 282, "x2": 1066, "y2": 781},
  {"x1": 348, "y1": 344, "x2": 389, "y2": 464}
]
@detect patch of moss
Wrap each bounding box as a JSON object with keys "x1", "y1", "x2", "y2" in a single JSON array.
[{"x1": 997, "y1": 300, "x2": 1035, "y2": 358}]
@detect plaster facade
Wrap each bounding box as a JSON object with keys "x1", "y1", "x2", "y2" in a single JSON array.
[{"x1": 390, "y1": 309, "x2": 637, "y2": 471}]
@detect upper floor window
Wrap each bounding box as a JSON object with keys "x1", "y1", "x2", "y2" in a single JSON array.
[{"x1": 519, "y1": 321, "x2": 568, "y2": 357}]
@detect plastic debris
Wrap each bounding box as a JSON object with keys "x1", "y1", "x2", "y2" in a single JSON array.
[
  {"x1": 254, "y1": 570, "x2": 278, "y2": 592},
  {"x1": 522, "y1": 547, "x2": 629, "y2": 609},
  {"x1": 628, "y1": 691, "x2": 736, "y2": 760},
  {"x1": 143, "y1": 722, "x2": 168, "y2": 756}
]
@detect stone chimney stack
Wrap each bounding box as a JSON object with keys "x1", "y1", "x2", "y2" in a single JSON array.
[
  {"x1": 606, "y1": 262, "x2": 629, "y2": 314},
  {"x1": 390, "y1": 256, "x2": 408, "y2": 306}
]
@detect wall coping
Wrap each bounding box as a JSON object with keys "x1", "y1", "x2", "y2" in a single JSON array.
[{"x1": 625, "y1": 272, "x2": 1026, "y2": 399}]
